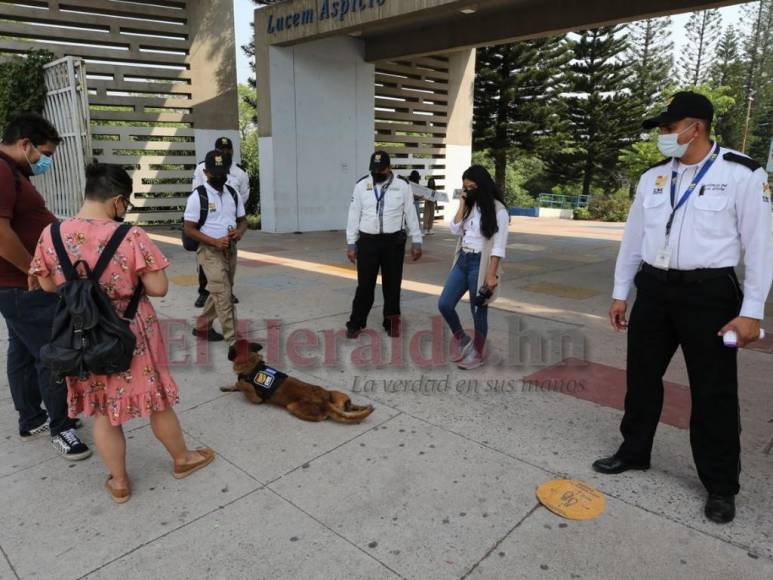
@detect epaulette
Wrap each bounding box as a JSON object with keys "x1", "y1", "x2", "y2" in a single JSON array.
[
  {"x1": 236, "y1": 163, "x2": 245, "y2": 170},
  {"x1": 723, "y1": 152, "x2": 761, "y2": 172},
  {"x1": 646, "y1": 158, "x2": 670, "y2": 171},
  {"x1": 356, "y1": 174, "x2": 370, "y2": 183},
  {"x1": 397, "y1": 175, "x2": 409, "y2": 183}
]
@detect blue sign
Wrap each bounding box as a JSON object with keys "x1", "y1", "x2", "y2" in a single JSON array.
[{"x1": 267, "y1": 0, "x2": 386, "y2": 34}]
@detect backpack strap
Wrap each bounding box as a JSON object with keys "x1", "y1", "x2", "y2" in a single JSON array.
[
  {"x1": 196, "y1": 185, "x2": 208, "y2": 229},
  {"x1": 91, "y1": 223, "x2": 145, "y2": 321},
  {"x1": 92, "y1": 223, "x2": 133, "y2": 282},
  {"x1": 49, "y1": 221, "x2": 79, "y2": 282},
  {"x1": 225, "y1": 183, "x2": 238, "y2": 207}
]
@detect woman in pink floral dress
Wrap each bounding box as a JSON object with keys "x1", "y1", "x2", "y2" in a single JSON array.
[{"x1": 30, "y1": 163, "x2": 214, "y2": 503}]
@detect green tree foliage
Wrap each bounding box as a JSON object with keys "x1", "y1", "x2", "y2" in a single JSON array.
[
  {"x1": 0, "y1": 50, "x2": 55, "y2": 132},
  {"x1": 545, "y1": 27, "x2": 639, "y2": 196},
  {"x1": 742, "y1": 0, "x2": 773, "y2": 162},
  {"x1": 679, "y1": 9, "x2": 722, "y2": 86},
  {"x1": 473, "y1": 38, "x2": 569, "y2": 193},
  {"x1": 710, "y1": 26, "x2": 746, "y2": 148},
  {"x1": 627, "y1": 17, "x2": 673, "y2": 116}
]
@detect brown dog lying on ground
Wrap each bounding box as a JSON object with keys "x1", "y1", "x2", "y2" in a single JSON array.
[{"x1": 221, "y1": 340, "x2": 374, "y2": 423}]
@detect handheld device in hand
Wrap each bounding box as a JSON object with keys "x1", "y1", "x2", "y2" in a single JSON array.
[
  {"x1": 723, "y1": 329, "x2": 765, "y2": 348},
  {"x1": 474, "y1": 285, "x2": 493, "y2": 307}
]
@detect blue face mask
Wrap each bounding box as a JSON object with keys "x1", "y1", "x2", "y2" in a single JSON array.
[{"x1": 25, "y1": 147, "x2": 53, "y2": 176}]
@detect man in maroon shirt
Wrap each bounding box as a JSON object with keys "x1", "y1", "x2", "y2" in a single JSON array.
[{"x1": 0, "y1": 113, "x2": 91, "y2": 460}]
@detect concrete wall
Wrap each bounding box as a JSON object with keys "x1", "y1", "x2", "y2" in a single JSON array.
[
  {"x1": 442, "y1": 49, "x2": 476, "y2": 223},
  {"x1": 260, "y1": 36, "x2": 374, "y2": 233}
]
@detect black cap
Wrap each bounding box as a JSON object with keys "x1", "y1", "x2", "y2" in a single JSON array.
[
  {"x1": 642, "y1": 91, "x2": 714, "y2": 129},
  {"x1": 215, "y1": 136, "x2": 233, "y2": 150},
  {"x1": 369, "y1": 150, "x2": 390, "y2": 172},
  {"x1": 205, "y1": 150, "x2": 229, "y2": 176}
]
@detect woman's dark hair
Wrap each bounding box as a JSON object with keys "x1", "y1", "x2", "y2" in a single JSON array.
[
  {"x1": 461, "y1": 165, "x2": 505, "y2": 239},
  {"x1": 408, "y1": 170, "x2": 421, "y2": 183},
  {"x1": 84, "y1": 162, "x2": 132, "y2": 202}
]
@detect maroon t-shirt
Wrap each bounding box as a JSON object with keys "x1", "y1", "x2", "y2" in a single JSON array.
[{"x1": 0, "y1": 153, "x2": 56, "y2": 288}]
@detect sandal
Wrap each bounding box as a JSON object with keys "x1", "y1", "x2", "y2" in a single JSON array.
[
  {"x1": 105, "y1": 476, "x2": 130, "y2": 504},
  {"x1": 173, "y1": 448, "x2": 215, "y2": 479}
]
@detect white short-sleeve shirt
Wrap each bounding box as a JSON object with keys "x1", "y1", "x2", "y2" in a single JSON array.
[{"x1": 184, "y1": 182, "x2": 246, "y2": 240}]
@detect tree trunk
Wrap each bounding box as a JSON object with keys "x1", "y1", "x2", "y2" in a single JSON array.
[{"x1": 494, "y1": 148, "x2": 507, "y2": 194}]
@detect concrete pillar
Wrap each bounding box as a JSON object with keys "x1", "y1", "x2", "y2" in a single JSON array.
[
  {"x1": 442, "y1": 49, "x2": 475, "y2": 222},
  {"x1": 258, "y1": 36, "x2": 374, "y2": 232},
  {"x1": 188, "y1": 0, "x2": 241, "y2": 162}
]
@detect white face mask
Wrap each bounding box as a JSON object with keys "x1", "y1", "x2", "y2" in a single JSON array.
[{"x1": 657, "y1": 123, "x2": 696, "y2": 158}]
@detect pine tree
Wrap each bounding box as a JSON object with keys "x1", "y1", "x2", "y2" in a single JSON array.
[
  {"x1": 741, "y1": 0, "x2": 773, "y2": 160},
  {"x1": 473, "y1": 38, "x2": 570, "y2": 193},
  {"x1": 710, "y1": 26, "x2": 746, "y2": 148},
  {"x1": 679, "y1": 9, "x2": 722, "y2": 86},
  {"x1": 626, "y1": 17, "x2": 673, "y2": 115},
  {"x1": 545, "y1": 27, "x2": 639, "y2": 196}
]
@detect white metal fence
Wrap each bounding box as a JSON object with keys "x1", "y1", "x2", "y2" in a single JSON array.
[{"x1": 32, "y1": 57, "x2": 92, "y2": 218}]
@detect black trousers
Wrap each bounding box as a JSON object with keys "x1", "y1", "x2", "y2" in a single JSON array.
[
  {"x1": 347, "y1": 231, "x2": 406, "y2": 331},
  {"x1": 618, "y1": 267, "x2": 743, "y2": 496}
]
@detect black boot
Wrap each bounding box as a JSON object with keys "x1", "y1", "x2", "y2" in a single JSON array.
[
  {"x1": 704, "y1": 494, "x2": 735, "y2": 524},
  {"x1": 592, "y1": 455, "x2": 650, "y2": 474}
]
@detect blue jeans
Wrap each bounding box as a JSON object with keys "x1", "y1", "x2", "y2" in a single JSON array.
[
  {"x1": 0, "y1": 288, "x2": 69, "y2": 435},
  {"x1": 438, "y1": 252, "x2": 488, "y2": 353}
]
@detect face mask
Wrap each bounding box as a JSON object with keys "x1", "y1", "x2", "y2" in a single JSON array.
[
  {"x1": 113, "y1": 197, "x2": 129, "y2": 222},
  {"x1": 464, "y1": 188, "x2": 478, "y2": 203},
  {"x1": 657, "y1": 123, "x2": 696, "y2": 158},
  {"x1": 209, "y1": 176, "x2": 227, "y2": 190},
  {"x1": 372, "y1": 172, "x2": 388, "y2": 184},
  {"x1": 24, "y1": 146, "x2": 53, "y2": 176}
]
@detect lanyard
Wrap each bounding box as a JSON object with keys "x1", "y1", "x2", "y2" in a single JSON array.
[
  {"x1": 665, "y1": 142, "x2": 720, "y2": 238},
  {"x1": 373, "y1": 175, "x2": 394, "y2": 233}
]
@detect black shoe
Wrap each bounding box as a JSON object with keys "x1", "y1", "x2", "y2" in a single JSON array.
[
  {"x1": 194, "y1": 293, "x2": 208, "y2": 308},
  {"x1": 51, "y1": 429, "x2": 92, "y2": 461},
  {"x1": 592, "y1": 455, "x2": 650, "y2": 474},
  {"x1": 231, "y1": 295, "x2": 239, "y2": 304},
  {"x1": 20, "y1": 420, "x2": 49, "y2": 442},
  {"x1": 64, "y1": 418, "x2": 83, "y2": 431},
  {"x1": 383, "y1": 318, "x2": 401, "y2": 338},
  {"x1": 192, "y1": 327, "x2": 224, "y2": 342},
  {"x1": 705, "y1": 494, "x2": 735, "y2": 524},
  {"x1": 346, "y1": 327, "x2": 362, "y2": 339}
]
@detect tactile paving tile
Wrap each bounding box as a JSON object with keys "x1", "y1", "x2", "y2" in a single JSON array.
[
  {"x1": 521, "y1": 281, "x2": 603, "y2": 300},
  {"x1": 523, "y1": 358, "x2": 690, "y2": 429}
]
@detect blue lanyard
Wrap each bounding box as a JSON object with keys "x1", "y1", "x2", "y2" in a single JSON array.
[
  {"x1": 666, "y1": 142, "x2": 720, "y2": 238},
  {"x1": 373, "y1": 175, "x2": 393, "y2": 217}
]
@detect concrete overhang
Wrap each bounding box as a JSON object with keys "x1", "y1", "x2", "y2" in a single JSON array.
[{"x1": 255, "y1": 0, "x2": 746, "y2": 61}]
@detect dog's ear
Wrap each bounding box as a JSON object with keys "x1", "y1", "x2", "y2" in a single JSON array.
[
  {"x1": 229, "y1": 340, "x2": 251, "y2": 362},
  {"x1": 250, "y1": 342, "x2": 263, "y2": 353}
]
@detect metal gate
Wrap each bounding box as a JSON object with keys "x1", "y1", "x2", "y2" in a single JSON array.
[{"x1": 32, "y1": 57, "x2": 92, "y2": 218}]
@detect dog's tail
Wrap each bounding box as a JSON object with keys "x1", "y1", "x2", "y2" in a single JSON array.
[{"x1": 326, "y1": 401, "x2": 375, "y2": 424}]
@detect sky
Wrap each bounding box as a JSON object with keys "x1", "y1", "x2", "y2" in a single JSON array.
[{"x1": 232, "y1": 0, "x2": 748, "y2": 84}]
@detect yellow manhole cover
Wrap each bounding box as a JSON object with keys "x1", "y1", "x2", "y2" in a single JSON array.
[{"x1": 536, "y1": 479, "x2": 606, "y2": 520}]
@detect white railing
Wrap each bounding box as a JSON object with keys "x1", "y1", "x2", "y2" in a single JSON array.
[{"x1": 32, "y1": 57, "x2": 92, "y2": 218}]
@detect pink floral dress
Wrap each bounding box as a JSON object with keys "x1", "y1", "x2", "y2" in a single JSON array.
[{"x1": 30, "y1": 218, "x2": 179, "y2": 426}]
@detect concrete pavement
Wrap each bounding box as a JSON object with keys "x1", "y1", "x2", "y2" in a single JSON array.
[{"x1": 1, "y1": 218, "x2": 771, "y2": 579}]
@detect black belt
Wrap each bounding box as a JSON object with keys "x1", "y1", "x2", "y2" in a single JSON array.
[
  {"x1": 641, "y1": 262, "x2": 735, "y2": 284},
  {"x1": 358, "y1": 230, "x2": 405, "y2": 239}
]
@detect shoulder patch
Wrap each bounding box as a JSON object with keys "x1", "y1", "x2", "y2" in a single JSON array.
[
  {"x1": 356, "y1": 174, "x2": 370, "y2": 183},
  {"x1": 646, "y1": 158, "x2": 670, "y2": 171},
  {"x1": 723, "y1": 152, "x2": 761, "y2": 172}
]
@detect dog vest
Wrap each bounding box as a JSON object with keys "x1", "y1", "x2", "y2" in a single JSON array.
[{"x1": 240, "y1": 362, "x2": 288, "y2": 401}]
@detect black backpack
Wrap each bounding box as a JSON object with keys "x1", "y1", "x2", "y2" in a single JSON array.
[
  {"x1": 182, "y1": 184, "x2": 238, "y2": 251},
  {"x1": 40, "y1": 222, "x2": 144, "y2": 380}
]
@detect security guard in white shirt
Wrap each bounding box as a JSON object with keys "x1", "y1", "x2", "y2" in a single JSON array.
[
  {"x1": 594, "y1": 92, "x2": 773, "y2": 524},
  {"x1": 192, "y1": 137, "x2": 250, "y2": 307},
  {"x1": 346, "y1": 151, "x2": 423, "y2": 338}
]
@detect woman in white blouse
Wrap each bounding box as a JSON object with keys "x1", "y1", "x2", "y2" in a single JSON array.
[{"x1": 438, "y1": 165, "x2": 509, "y2": 370}]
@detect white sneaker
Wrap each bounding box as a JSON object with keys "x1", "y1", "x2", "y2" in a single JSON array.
[
  {"x1": 450, "y1": 336, "x2": 474, "y2": 363},
  {"x1": 457, "y1": 348, "x2": 484, "y2": 370}
]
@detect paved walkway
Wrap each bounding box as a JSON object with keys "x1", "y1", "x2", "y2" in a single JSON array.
[{"x1": 1, "y1": 218, "x2": 771, "y2": 579}]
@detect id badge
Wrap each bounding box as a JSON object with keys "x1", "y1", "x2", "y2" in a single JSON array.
[{"x1": 653, "y1": 246, "x2": 671, "y2": 270}]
